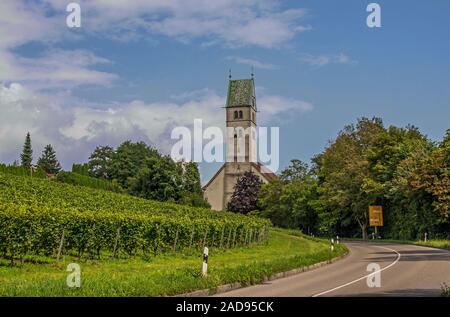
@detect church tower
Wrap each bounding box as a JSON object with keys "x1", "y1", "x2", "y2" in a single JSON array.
[
  {"x1": 203, "y1": 77, "x2": 277, "y2": 211},
  {"x1": 223, "y1": 78, "x2": 258, "y2": 210}
]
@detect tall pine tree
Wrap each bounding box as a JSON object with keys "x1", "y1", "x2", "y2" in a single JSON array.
[
  {"x1": 20, "y1": 132, "x2": 33, "y2": 169},
  {"x1": 37, "y1": 144, "x2": 61, "y2": 174}
]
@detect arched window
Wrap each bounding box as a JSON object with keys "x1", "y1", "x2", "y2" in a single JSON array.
[
  {"x1": 239, "y1": 110, "x2": 243, "y2": 119},
  {"x1": 234, "y1": 111, "x2": 238, "y2": 119}
]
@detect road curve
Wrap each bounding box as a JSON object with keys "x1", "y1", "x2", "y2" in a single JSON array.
[{"x1": 216, "y1": 242, "x2": 450, "y2": 297}]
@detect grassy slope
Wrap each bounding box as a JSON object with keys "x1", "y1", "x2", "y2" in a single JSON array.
[{"x1": 0, "y1": 229, "x2": 347, "y2": 296}]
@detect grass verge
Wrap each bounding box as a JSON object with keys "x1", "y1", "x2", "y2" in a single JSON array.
[
  {"x1": 0, "y1": 228, "x2": 346, "y2": 296},
  {"x1": 343, "y1": 237, "x2": 450, "y2": 251},
  {"x1": 442, "y1": 283, "x2": 450, "y2": 297}
]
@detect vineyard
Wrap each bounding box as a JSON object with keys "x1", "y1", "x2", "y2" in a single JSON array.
[
  {"x1": 56, "y1": 171, "x2": 123, "y2": 193},
  {"x1": 0, "y1": 172, "x2": 270, "y2": 262}
]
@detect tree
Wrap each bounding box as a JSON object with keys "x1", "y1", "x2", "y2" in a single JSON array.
[
  {"x1": 313, "y1": 117, "x2": 385, "y2": 239},
  {"x1": 37, "y1": 144, "x2": 61, "y2": 174},
  {"x1": 178, "y1": 161, "x2": 211, "y2": 208},
  {"x1": 20, "y1": 132, "x2": 33, "y2": 169},
  {"x1": 228, "y1": 171, "x2": 262, "y2": 214},
  {"x1": 259, "y1": 160, "x2": 319, "y2": 233},
  {"x1": 109, "y1": 141, "x2": 159, "y2": 188},
  {"x1": 88, "y1": 146, "x2": 114, "y2": 178},
  {"x1": 280, "y1": 159, "x2": 311, "y2": 182},
  {"x1": 128, "y1": 155, "x2": 183, "y2": 202},
  {"x1": 72, "y1": 163, "x2": 90, "y2": 176},
  {"x1": 181, "y1": 162, "x2": 203, "y2": 194}
]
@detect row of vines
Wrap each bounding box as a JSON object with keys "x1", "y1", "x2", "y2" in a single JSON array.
[
  {"x1": 0, "y1": 164, "x2": 47, "y2": 179},
  {"x1": 56, "y1": 171, "x2": 123, "y2": 193},
  {"x1": 0, "y1": 173, "x2": 270, "y2": 261}
]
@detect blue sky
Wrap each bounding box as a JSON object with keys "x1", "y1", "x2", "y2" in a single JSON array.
[{"x1": 0, "y1": 0, "x2": 449, "y2": 183}]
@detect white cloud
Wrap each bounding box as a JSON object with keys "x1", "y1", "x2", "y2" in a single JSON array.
[
  {"x1": 0, "y1": 1, "x2": 60, "y2": 49},
  {"x1": 0, "y1": 1, "x2": 314, "y2": 167},
  {"x1": 0, "y1": 2, "x2": 117, "y2": 90},
  {"x1": 258, "y1": 94, "x2": 313, "y2": 124},
  {"x1": 0, "y1": 50, "x2": 118, "y2": 90},
  {"x1": 0, "y1": 83, "x2": 312, "y2": 168},
  {"x1": 0, "y1": 0, "x2": 310, "y2": 92},
  {"x1": 44, "y1": 0, "x2": 311, "y2": 48},
  {"x1": 299, "y1": 53, "x2": 356, "y2": 67},
  {"x1": 227, "y1": 56, "x2": 277, "y2": 70}
]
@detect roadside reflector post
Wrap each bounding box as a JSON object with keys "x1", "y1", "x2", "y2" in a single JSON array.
[
  {"x1": 336, "y1": 236, "x2": 340, "y2": 244},
  {"x1": 424, "y1": 232, "x2": 428, "y2": 242},
  {"x1": 202, "y1": 247, "x2": 209, "y2": 276},
  {"x1": 330, "y1": 238, "x2": 335, "y2": 252}
]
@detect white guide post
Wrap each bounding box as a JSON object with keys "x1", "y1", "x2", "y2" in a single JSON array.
[{"x1": 202, "y1": 247, "x2": 209, "y2": 276}]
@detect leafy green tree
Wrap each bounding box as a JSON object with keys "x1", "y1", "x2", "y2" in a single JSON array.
[
  {"x1": 20, "y1": 132, "x2": 33, "y2": 169},
  {"x1": 72, "y1": 163, "x2": 90, "y2": 176},
  {"x1": 177, "y1": 161, "x2": 210, "y2": 208},
  {"x1": 228, "y1": 171, "x2": 262, "y2": 214},
  {"x1": 109, "y1": 141, "x2": 158, "y2": 188},
  {"x1": 88, "y1": 146, "x2": 114, "y2": 178},
  {"x1": 128, "y1": 155, "x2": 183, "y2": 202},
  {"x1": 367, "y1": 125, "x2": 437, "y2": 239},
  {"x1": 259, "y1": 160, "x2": 319, "y2": 233},
  {"x1": 280, "y1": 159, "x2": 311, "y2": 182},
  {"x1": 37, "y1": 144, "x2": 61, "y2": 174},
  {"x1": 313, "y1": 117, "x2": 385, "y2": 239},
  {"x1": 178, "y1": 192, "x2": 211, "y2": 208},
  {"x1": 181, "y1": 162, "x2": 203, "y2": 194}
]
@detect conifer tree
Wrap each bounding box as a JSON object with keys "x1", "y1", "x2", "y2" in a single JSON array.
[
  {"x1": 37, "y1": 144, "x2": 61, "y2": 174},
  {"x1": 20, "y1": 132, "x2": 33, "y2": 169}
]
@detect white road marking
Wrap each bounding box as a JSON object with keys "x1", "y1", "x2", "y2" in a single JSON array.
[{"x1": 312, "y1": 245, "x2": 401, "y2": 297}]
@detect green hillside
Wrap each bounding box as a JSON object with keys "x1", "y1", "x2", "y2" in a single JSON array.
[{"x1": 0, "y1": 172, "x2": 270, "y2": 261}]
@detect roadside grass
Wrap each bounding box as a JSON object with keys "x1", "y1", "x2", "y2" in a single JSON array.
[
  {"x1": 0, "y1": 228, "x2": 347, "y2": 296},
  {"x1": 415, "y1": 240, "x2": 450, "y2": 250},
  {"x1": 442, "y1": 283, "x2": 450, "y2": 297},
  {"x1": 342, "y1": 237, "x2": 450, "y2": 251}
]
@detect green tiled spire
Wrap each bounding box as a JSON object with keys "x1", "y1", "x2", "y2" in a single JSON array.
[{"x1": 226, "y1": 78, "x2": 256, "y2": 109}]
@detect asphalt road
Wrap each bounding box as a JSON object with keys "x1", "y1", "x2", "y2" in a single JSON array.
[{"x1": 217, "y1": 242, "x2": 450, "y2": 297}]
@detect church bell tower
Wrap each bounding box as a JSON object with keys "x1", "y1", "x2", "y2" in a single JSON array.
[{"x1": 223, "y1": 78, "x2": 258, "y2": 210}]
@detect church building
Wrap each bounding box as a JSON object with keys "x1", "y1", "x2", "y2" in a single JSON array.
[{"x1": 203, "y1": 77, "x2": 277, "y2": 211}]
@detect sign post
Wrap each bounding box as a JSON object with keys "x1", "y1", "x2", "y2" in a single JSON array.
[{"x1": 369, "y1": 205, "x2": 383, "y2": 238}]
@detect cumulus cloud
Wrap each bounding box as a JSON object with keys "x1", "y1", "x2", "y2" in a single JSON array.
[
  {"x1": 0, "y1": 1, "x2": 314, "y2": 168},
  {"x1": 0, "y1": 83, "x2": 312, "y2": 168},
  {"x1": 0, "y1": 0, "x2": 310, "y2": 91}
]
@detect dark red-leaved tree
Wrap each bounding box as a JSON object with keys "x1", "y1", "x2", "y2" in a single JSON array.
[{"x1": 227, "y1": 171, "x2": 262, "y2": 214}]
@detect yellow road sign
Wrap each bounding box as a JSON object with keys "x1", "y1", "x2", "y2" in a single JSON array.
[{"x1": 369, "y1": 205, "x2": 383, "y2": 227}]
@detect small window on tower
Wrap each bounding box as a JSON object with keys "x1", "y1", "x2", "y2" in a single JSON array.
[
  {"x1": 252, "y1": 112, "x2": 255, "y2": 122},
  {"x1": 234, "y1": 111, "x2": 238, "y2": 119},
  {"x1": 239, "y1": 110, "x2": 243, "y2": 119}
]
